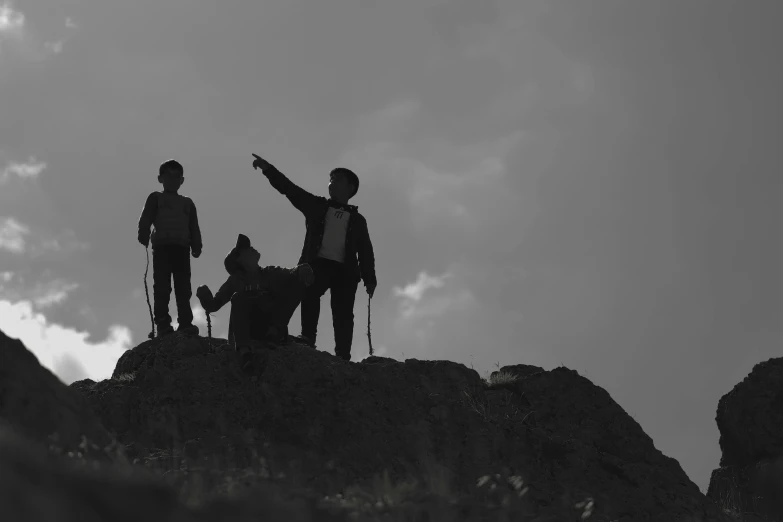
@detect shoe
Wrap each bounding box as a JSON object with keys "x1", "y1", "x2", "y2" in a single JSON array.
[
  {"x1": 177, "y1": 324, "x2": 199, "y2": 336},
  {"x1": 157, "y1": 325, "x2": 175, "y2": 338},
  {"x1": 335, "y1": 351, "x2": 351, "y2": 362},
  {"x1": 290, "y1": 334, "x2": 315, "y2": 348}
]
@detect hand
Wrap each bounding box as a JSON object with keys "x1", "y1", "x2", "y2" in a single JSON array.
[
  {"x1": 365, "y1": 282, "x2": 377, "y2": 298},
  {"x1": 196, "y1": 285, "x2": 211, "y2": 300},
  {"x1": 252, "y1": 154, "x2": 274, "y2": 172},
  {"x1": 192, "y1": 248, "x2": 201, "y2": 259},
  {"x1": 297, "y1": 264, "x2": 315, "y2": 287},
  {"x1": 138, "y1": 236, "x2": 149, "y2": 247}
]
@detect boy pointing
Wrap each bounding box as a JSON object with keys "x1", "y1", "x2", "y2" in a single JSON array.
[{"x1": 252, "y1": 154, "x2": 377, "y2": 361}]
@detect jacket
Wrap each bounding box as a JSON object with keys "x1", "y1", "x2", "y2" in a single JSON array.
[
  {"x1": 198, "y1": 265, "x2": 305, "y2": 315},
  {"x1": 137, "y1": 191, "x2": 202, "y2": 251},
  {"x1": 261, "y1": 167, "x2": 377, "y2": 288}
]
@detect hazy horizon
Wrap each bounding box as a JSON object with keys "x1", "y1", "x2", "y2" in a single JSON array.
[{"x1": 3, "y1": 0, "x2": 783, "y2": 493}]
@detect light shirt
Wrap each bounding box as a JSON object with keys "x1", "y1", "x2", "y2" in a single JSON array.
[{"x1": 317, "y1": 206, "x2": 351, "y2": 262}]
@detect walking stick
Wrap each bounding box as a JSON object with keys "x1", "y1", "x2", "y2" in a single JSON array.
[
  {"x1": 367, "y1": 295, "x2": 373, "y2": 356},
  {"x1": 144, "y1": 244, "x2": 156, "y2": 339},
  {"x1": 206, "y1": 312, "x2": 213, "y2": 349}
]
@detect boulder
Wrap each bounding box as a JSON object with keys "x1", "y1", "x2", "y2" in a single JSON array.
[
  {"x1": 708, "y1": 357, "x2": 783, "y2": 519},
  {"x1": 0, "y1": 328, "x2": 116, "y2": 461}
]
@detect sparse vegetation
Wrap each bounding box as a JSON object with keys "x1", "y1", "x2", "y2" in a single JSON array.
[
  {"x1": 484, "y1": 370, "x2": 519, "y2": 388},
  {"x1": 114, "y1": 372, "x2": 137, "y2": 383},
  {"x1": 8, "y1": 426, "x2": 608, "y2": 521}
]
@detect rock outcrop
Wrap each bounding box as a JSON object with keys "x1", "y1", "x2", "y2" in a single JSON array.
[
  {"x1": 68, "y1": 333, "x2": 729, "y2": 521},
  {"x1": 0, "y1": 329, "x2": 116, "y2": 461},
  {"x1": 708, "y1": 358, "x2": 783, "y2": 520}
]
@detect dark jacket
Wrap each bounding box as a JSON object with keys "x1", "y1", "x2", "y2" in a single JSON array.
[
  {"x1": 261, "y1": 167, "x2": 377, "y2": 288},
  {"x1": 138, "y1": 191, "x2": 203, "y2": 252},
  {"x1": 198, "y1": 265, "x2": 305, "y2": 315}
]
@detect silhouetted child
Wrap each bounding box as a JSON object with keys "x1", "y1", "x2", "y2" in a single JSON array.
[
  {"x1": 195, "y1": 234, "x2": 315, "y2": 370},
  {"x1": 251, "y1": 154, "x2": 377, "y2": 361},
  {"x1": 137, "y1": 159, "x2": 202, "y2": 337}
]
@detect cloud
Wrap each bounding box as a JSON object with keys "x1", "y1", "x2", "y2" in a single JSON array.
[
  {"x1": 0, "y1": 299, "x2": 132, "y2": 384},
  {"x1": 0, "y1": 3, "x2": 24, "y2": 37},
  {"x1": 0, "y1": 273, "x2": 80, "y2": 313},
  {"x1": 393, "y1": 268, "x2": 477, "y2": 337},
  {"x1": 32, "y1": 280, "x2": 79, "y2": 308},
  {"x1": 0, "y1": 217, "x2": 29, "y2": 253},
  {"x1": 29, "y1": 229, "x2": 90, "y2": 257},
  {"x1": 393, "y1": 271, "x2": 451, "y2": 302},
  {"x1": 0, "y1": 216, "x2": 89, "y2": 257},
  {"x1": 0, "y1": 3, "x2": 69, "y2": 62},
  {"x1": 343, "y1": 115, "x2": 528, "y2": 256},
  {"x1": 0, "y1": 157, "x2": 47, "y2": 183},
  {"x1": 43, "y1": 40, "x2": 62, "y2": 54}
]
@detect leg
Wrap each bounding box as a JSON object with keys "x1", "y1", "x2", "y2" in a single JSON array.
[
  {"x1": 152, "y1": 246, "x2": 173, "y2": 332},
  {"x1": 269, "y1": 278, "x2": 307, "y2": 338},
  {"x1": 229, "y1": 294, "x2": 261, "y2": 373},
  {"x1": 299, "y1": 259, "x2": 332, "y2": 343},
  {"x1": 229, "y1": 293, "x2": 256, "y2": 347},
  {"x1": 171, "y1": 246, "x2": 194, "y2": 329},
  {"x1": 330, "y1": 271, "x2": 359, "y2": 361}
]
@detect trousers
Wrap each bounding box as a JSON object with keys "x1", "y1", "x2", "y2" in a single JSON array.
[
  {"x1": 300, "y1": 257, "x2": 359, "y2": 359},
  {"x1": 152, "y1": 244, "x2": 193, "y2": 328}
]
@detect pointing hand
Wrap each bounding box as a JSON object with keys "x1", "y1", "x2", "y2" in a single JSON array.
[{"x1": 252, "y1": 154, "x2": 273, "y2": 172}]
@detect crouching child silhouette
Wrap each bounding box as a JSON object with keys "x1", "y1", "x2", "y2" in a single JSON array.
[
  {"x1": 195, "y1": 234, "x2": 315, "y2": 371},
  {"x1": 137, "y1": 159, "x2": 202, "y2": 338},
  {"x1": 251, "y1": 154, "x2": 377, "y2": 361}
]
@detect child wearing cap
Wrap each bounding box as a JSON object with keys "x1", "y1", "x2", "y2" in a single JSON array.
[{"x1": 195, "y1": 234, "x2": 315, "y2": 369}]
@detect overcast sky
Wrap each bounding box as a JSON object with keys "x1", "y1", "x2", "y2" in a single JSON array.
[{"x1": 2, "y1": 0, "x2": 783, "y2": 493}]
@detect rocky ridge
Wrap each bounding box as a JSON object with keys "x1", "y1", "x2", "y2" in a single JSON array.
[{"x1": 0, "y1": 327, "x2": 731, "y2": 521}]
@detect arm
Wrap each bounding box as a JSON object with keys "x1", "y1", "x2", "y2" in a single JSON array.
[
  {"x1": 252, "y1": 155, "x2": 320, "y2": 217},
  {"x1": 189, "y1": 199, "x2": 203, "y2": 255},
  {"x1": 137, "y1": 193, "x2": 158, "y2": 246},
  {"x1": 196, "y1": 277, "x2": 237, "y2": 314},
  {"x1": 357, "y1": 217, "x2": 377, "y2": 292}
]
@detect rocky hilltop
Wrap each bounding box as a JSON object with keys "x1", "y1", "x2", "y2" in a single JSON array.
[
  {"x1": 708, "y1": 358, "x2": 783, "y2": 520},
  {"x1": 1, "y1": 327, "x2": 730, "y2": 521}
]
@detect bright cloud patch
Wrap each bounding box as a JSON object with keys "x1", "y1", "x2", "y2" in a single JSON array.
[
  {"x1": 0, "y1": 216, "x2": 29, "y2": 253},
  {"x1": 30, "y1": 229, "x2": 90, "y2": 257},
  {"x1": 393, "y1": 271, "x2": 451, "y2": 302},
  {"x1": 393, "y1": 270, "x2": 475, "y2": 323},
  {"x1": 0, "y1": 3, "x2": 24, "y2": 36},
  {"x1": 0, "y1": 217, "x2": 88, "y2": 256},
  {"x1": 0, "y1": 299, "x2": 133, "y2": 384},
  {"x1": 32, "y1": 280, "x2": 79, "y2": 308},
  {"x1": 0, "y1": 157, "x2": 46, "y2": 183}
]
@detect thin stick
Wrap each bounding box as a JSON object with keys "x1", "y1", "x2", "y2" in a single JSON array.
[
  {"x1": 144, "y1": 245, "x2": 156, "y2": 339},
  {"x1": 367, "y1": 296, "x2": 373, "y2": 357},
  {"x1": 206, "y1": 312, "x2": 213, "y2": 349}
]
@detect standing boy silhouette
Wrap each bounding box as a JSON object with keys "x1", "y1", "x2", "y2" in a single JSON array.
[
  {"x1": 252, "y1": 154, "x2": 376, "y2": 361},
  {"x1": 137, "y1": 159, "x2": 202, "y2": 337}
]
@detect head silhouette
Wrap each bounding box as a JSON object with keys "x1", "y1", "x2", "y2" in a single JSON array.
[
  {"x1": 158, "y1": 159, "x2": 184, "y2": 193},
  {"x1": 328, "y1": 168, "x2": 359, "y2": 203}
]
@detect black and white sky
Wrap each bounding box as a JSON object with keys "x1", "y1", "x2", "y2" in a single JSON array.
[{"x1": 2, "y1": 0, "x2": 783, "y2": 493}]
